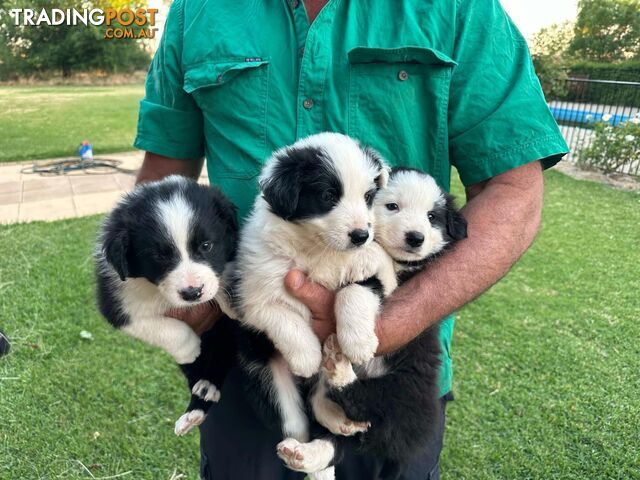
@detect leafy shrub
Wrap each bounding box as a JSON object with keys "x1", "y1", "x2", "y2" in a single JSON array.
[
  {"x1": 561, "y1": 61, "x2": 640, "y2": 107},
  {"x1": 578, "y1": 116, "x2": 640, "y2": 175},
  {"x1": 568, "y1": 61, "x2": 640, "y2": 82},
  {"x1": 533, "y1": 55, "x2": 569, "y2": 100}
]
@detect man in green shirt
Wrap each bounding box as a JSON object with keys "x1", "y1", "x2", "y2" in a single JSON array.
[{"x1": 134, "y1": 0, "x2": 568, "y2": 478}]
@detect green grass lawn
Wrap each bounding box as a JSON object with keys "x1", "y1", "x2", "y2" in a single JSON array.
[
  {"x1": 0, "y1": 171, "x2": 638, "y2": 479},
  {"x1": 0, "y1": 85, "x2": 143, "y2": 163}
]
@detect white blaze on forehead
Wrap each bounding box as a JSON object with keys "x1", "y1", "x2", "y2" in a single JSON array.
[
  {"x1": 259, "y1": 133, "x2": 380, "y2": 198},
  {"x1": 382, "y1": 170, "x2": 444, "y2": 212},
  {"x1": 322, "y1": 135, "x2": 378, "y2": 198},
  {"x1": 156, "y1": 193, "x2": 193, "y2": 259}
]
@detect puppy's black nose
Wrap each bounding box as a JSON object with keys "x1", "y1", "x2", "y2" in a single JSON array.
[
  {"x1": 179, "y1": 285, "x2": 203, "y2": 302},
  {"x1": 405, "y1": 231, "x2": 425, "y2": 248},
  {"x1": 349, "y1": 229, "x2": 369, "y2": 246}
]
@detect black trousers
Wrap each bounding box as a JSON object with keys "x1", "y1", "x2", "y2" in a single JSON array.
[{"x1": 199, "y1": 366, "x2": 451, "y2": 480}]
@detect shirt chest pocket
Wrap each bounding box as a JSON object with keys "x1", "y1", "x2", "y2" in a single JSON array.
[
  {"x1": 347, "y1": 47, "x2": 456, "y2": 179},
  {"x1": 184, "y1": 59, "x2": 270, "y2": 179}
]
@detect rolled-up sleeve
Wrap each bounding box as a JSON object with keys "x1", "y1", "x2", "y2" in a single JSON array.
[
  {"x1": 134, "y1": 0, "x2": 204, "y2": 159},
  {"x1": 448, "y1": 0, "x2": 569, "y2": 186}
]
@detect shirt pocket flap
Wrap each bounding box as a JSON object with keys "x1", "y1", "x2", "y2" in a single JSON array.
[
  {"x1": 184, "y1": 59, "x2": 270, "y2": 94},
  {"x1": 348, "y1": 46, "x2": 456, "y2": 67}
]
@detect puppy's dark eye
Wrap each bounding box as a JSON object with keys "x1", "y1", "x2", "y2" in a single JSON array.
[
  {"x1": 427, "y1": 212, "x2": 436, "y2": 221},
  {"x1": 200, "y1": 241, "x2": 213, "y2": 253},
  {"x1": 386, "y1": 203, "x2": 399, "y2": 211}
]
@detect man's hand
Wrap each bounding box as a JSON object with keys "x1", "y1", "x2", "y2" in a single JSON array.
[
  {"x1": 167, "y1": 301, "x2": 223, "y2": 336},
  {"x1": 284, "y1": 270, "x2": 336, "y2": 342}
]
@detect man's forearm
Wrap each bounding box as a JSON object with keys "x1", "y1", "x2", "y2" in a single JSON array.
[
  {"x1": 376, "y1": 161, "x2": 544, "y2": 354},
  {"x1": 136, "y1": 152, "x2": 204, "y2": 184}
]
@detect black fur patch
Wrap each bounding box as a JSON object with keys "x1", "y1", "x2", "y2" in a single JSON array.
[
  {"x1": 0, "y1": 330, "x2": 10, "y2": 357},
  {"x1": 355, "y1": 276, "x2": 385, "y2": 301},
  {"x1": 443, "y1": 193, "x2": 468, "y2": 241},
  {"x1": 179, "y1": 316, "x2": 238, "y2": 417},
  {"x1": 260, "y1": 146, "x2": 343, "y2": 221}
]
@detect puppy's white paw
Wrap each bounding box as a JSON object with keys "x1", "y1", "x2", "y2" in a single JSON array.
[
  {"x1": 337, "y1": 418, "x2": 370, "y2": 436},
  {"x1": 286, "y1": 345, "x2": 322, "y2": 378},
  {"x1": 174, "y1": 409, "x2": 206, "y2": 436},
  {"x1": 322, "y1": 334, "x2": 357, "y2": 388},
  {"x1": 312, "y1": 379, "x2": 369, "y2": 436},
  {"x1": 173, "y1": 334, "x2": 201, "y2": 365},
  {"x1": 277, "y1": 438, "x2": 306, "y2": 471},
  {"x1": 277, "y1": 438, "x2": 334, "y2": 473},
  {"x1": 192, "y1": 380, "x2": 221, "y2": 402},
  {"x1": 317, "y1": 400, "x2": 370, "y2": 436},
  {"x1": 337, "y1": 325, "x2": 378, "y2": 366}
]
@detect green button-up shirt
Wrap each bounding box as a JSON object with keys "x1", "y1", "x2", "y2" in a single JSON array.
[{"x1": 134, "y1": 0, "x2": 569, "y2": 395}]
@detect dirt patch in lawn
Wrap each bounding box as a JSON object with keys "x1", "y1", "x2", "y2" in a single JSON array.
[{"x1": 554, "y1": 161, "x2": 640, "y2": 193}]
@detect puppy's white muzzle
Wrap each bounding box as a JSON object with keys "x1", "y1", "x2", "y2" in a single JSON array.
[{"x1": 158, "y1": 261, "x2": 220, "y2": 307}]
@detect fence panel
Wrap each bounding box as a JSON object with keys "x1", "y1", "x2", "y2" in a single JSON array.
[{"x1": 548, "y1": 78, "x2": 640, "y2": 176}]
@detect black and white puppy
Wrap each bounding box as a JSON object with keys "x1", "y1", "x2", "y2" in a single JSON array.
[
  {"x1": 278, "y1": 168, "x2": 468, "y2": 477},
  {"x1": 233, "y1": 133, "x2": 397, "y2": 478},
  {"x1": 95, "y1": 175, "x2": 238, "y2": 435}
]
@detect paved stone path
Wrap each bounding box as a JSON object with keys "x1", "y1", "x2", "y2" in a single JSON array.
[{"x1": 0, "y1": 151, "x2": 208, "y2": 224}]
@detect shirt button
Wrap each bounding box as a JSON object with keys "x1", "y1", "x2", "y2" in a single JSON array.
[
  {"x1": 298, "y1": 46, "x2": 305, "y2": 57},
  {"x1": 303, "y1": 98, "x2": 314, "y2": 109},
  {"x1": 397, "y1": 70, "x2": 409, "y2": 81},
  {"x1": 291, "y1": 0, "x2": 299, "y2": 8}
]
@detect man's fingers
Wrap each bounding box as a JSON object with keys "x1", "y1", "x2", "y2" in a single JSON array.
[
  {"x1": 285, "y1": 269, "x2": 337, "y2": 342},
  {"x1": 284, "y1": 269, "x2": 334, "y2": 313},
  {"x1": 166, "y1": 301, "x2": 222, "y2": 335}
]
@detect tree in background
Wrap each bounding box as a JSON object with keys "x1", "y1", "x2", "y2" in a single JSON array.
[
  {"x1": 531, "y1": 21, "x2": 575, "y2": 99},
  {"x1": 0, "y1": 0, "x2": 151, "y2": 80},
  {"x1": 531, "y1": 21, "x2": 576, "y2": 60},
  {"x1": 569, "y1": 0, "x2": 640, "y2": 62}
]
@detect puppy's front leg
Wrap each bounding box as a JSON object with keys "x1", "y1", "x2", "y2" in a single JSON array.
[
  {"x1": 311, "y1": 381, "x2": 369, "y2": 437},
  {"x1": 311, "y1": 335, "x2": 370, "y2": 436},
  {"x1": 122, "y1": 316, "x2": 200, "y2": 365},
  {"x1": 277, "y1": 438, "x2": 336, "y2": 475},
  {"x1": 334, "y1": 282, "x2": 381, "y2": 365},
  {"x1": 247, "y1": 304, "x2": 322, "y2": 378}
]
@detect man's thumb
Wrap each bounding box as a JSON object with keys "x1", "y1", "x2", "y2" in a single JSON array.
[{"x1": 284, "y1": 269, "x2": 332, "y2": 308}]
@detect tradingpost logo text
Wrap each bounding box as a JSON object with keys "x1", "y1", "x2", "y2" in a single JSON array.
[{"x1": 7, "y1": 8, "x2": 158, "y2": 39}]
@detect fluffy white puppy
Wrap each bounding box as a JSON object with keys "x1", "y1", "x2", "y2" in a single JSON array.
[{"x1": 235, "y1": 133, "x2": 397, "y2": 380}]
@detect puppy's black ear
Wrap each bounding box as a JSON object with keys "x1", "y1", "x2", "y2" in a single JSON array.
[
  {"x1": 363, "y1": 146, "x2": 389, "y2": 188},
  {"x1": 212, "y1": 188, "x2": 239, "y2": 234},
  {"x1": 221, "y1": 203, "x2": 239, "y2": 261},
  {"x1": 103, "y1": 228, "x2": 129, "y2": 281},
  {"x1": 260, "y1": 148, "x2": 305, "y2": 220},
  {"x1": 445, "y1": 194, "x2": 468, "y2": 241}
]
